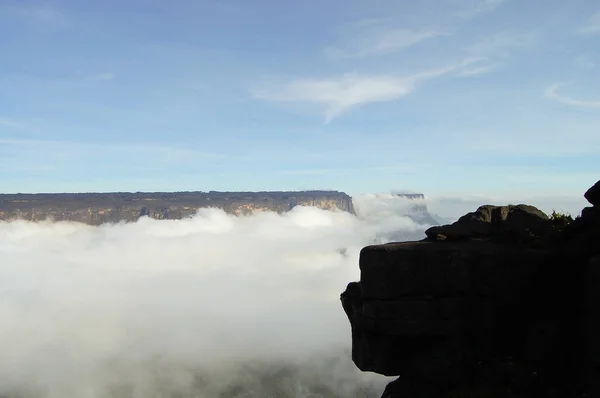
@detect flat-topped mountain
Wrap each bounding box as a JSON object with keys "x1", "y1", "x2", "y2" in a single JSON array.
[{"x1": 0, "y1": 191, "x2": 354, "y2": 225}]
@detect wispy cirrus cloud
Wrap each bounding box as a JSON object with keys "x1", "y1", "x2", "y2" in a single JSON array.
[
  {"x1": 253, "y1": 59, "x2": 485, "y2": 123},
  {"x1": 324, "y1": 21, "x2": 448, "y2": 58},
  {"x1": 456, "y1": 64, "x2": 495, "y2": 76},
  {"x1": 461, "y1": 30, "x2": 540, "y2": 73},
  {"x1": 467, "y1": 30, "x2": 541, "y2": 58},
  {"x1": 544, "y1": 83, "x2": 600, "y2": 109},
  {"x1": 579, "y1": 12, "x2": 600, "y2": 36},
  {"x1": 454, "y1": 0, "x2": 511, "y2": 19}
]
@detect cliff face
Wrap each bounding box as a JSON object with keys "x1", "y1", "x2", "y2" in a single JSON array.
[
  {"x1": 0, "y1": 191, "x2": 354, "y2": 225},
  {"x1": 392, "y1": 193, "x2": 437, "y2": 225},
  {"x1": 341, "y1": 180, "x2": 600, "y2": 397}
]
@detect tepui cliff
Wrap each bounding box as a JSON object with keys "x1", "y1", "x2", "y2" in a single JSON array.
[{"x1": 0, "y1": 191, "x2": 354, "y2": 224}]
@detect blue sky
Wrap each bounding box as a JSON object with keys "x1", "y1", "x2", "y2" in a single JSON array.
[{"x1": 1, "y1": 0, "x2": 599, "y2": 198}]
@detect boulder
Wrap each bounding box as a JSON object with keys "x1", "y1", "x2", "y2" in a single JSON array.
[
  {"x1": 585, "y1": 180, "x2": 600, "y2": 206},
  {"x1": 425, "y1": 204, "x2": 551, "y2": 243}
]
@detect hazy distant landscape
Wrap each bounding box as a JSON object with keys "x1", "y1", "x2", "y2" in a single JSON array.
[
  {"x1": 0, "y1": 192, "x2": 429, "y2": 397},
  {"x1": 0, "y1": 191, "x2": 354, "y2": 224},
  {"x1": 0, "y1": 191, "x2": 442, "y2": 226}
]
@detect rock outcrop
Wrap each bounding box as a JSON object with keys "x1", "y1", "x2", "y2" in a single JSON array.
[
  {"x1": 425, "y1": 204, "x2": 553, "y2": 243},
  {"x1": 341, "y1": 180, "x2": 600, "y2": 397}
]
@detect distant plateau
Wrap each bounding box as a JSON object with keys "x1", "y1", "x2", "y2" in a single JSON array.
[{"x1": 0, "y1": 191, "x2": 438, "y2": 226}]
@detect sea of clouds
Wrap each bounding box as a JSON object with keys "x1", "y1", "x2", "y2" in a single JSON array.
[
  {"x1": 0, "y1": 191, "x2": 587, "y2": 398},
  {"x1": 0, "y1": 194, "x2": 436, "y2": 398}
]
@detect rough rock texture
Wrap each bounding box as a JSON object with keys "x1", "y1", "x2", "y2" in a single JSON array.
[
  {"x1": 425, "y1": 204, "x2": 552, "y2": 243},
  {"x1": 342, "y1": 179, "x2": 600, "y2": 397}
]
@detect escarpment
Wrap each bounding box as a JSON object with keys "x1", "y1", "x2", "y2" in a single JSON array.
[
  {"x1": 341, "y1": 180, "x2": 600, "y2": 397},
  {"x1": 0, "y1": 190, "x2": 354, "y2": 224}
]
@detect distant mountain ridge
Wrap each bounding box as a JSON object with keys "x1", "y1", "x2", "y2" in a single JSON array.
[
  {"x1": 0, "y1": 191, "x2": 354, "y2": 225},
  {"x1": 0, "y1": 190, "x2": 439, "y2": 226}
]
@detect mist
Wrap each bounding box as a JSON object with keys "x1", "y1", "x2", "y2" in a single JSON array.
[{"x1": 0, "y1": 195, "x2": 432, "y2": 398}]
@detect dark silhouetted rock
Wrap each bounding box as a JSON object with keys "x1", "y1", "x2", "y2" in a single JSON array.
[
  {"x1": 425, "y1": 204, "x2": 551, "y2": 243},
  {"x1": 585, "y1": 180, "x2": 600, "y2": 206},
  {"x1": 583, "y1": 256, "x2": 600, "y2": 394},
  {"x1": 342, "y1": 179, "x2": 600, "y2": 398}
]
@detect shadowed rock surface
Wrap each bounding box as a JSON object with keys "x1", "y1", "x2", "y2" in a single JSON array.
[
  {"x1": 425, "y1": 204, "x2": 552, "y2": 244},
  {"x1": 342, "y1": 179, "x2": 600, "y2": 397},
  {"x1": 585, "y1": 181, "x2": 600, "y2": 207}
]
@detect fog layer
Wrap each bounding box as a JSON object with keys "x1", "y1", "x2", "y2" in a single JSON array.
[{"x1": 0, "y1": 195, "x2": 431, "y2": 398}]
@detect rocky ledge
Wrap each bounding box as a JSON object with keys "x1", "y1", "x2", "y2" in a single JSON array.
[{"x1": 341, "y1": 180, "x2": 600, "y2": 397}]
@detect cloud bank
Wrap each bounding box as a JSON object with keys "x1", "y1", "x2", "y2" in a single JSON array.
[
  {"x1": 1, "y1": 192, "x2": 587, "y2": 397},
  {"x1": 0, "y1": 196, "x2": 432, "y2": 397},
  {"x1": 544, "y1": 83, "x2": 600, "y2": 109},
  {"x1": 253, "y1": 59, "x2": 485, "y2": 123}
]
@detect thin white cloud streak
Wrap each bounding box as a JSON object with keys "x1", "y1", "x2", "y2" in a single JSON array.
[
  {"x1": 579, "y1": 12, "x2": 600, "y2": 36},
  {"x1": 544, "y1": 83, "x2": 600, "y2": 109},
  {"x1": 467, "y1": 30, "x2": 540, "y2": 58},
  {"x1": 325, "y1": 25, "x2": 447, "y2": 58},
  {"x1": 454, "y1": 0, "x2": 511, "y2": 19},
  {"x1": 0, "y1": 197, "x2": 431, "y2": 396},
  {"x1": 460, "y1": 30, "x2": 540, "y2": 74},
  {"x1": 253, "y1": 58, "x2": 483, "y2": 123},
  {"x1": 457, "y1": 65, "x2": 494, "y2": 76},
  {"x1": 254, "y1": 74, "x2": 411, "y2": 123}
]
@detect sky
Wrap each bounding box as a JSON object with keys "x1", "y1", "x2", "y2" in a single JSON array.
[{"x1": 1, "y1": 0, "x2": 599, "y2": 198}]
